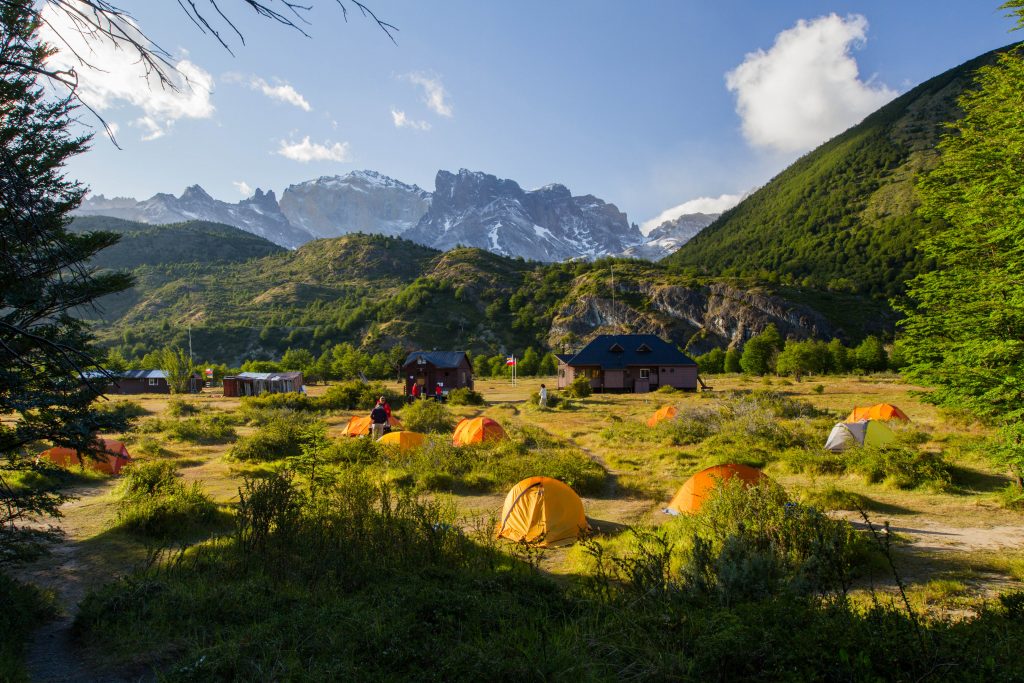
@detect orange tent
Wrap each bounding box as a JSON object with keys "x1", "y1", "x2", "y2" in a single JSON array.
[
  {"x1": 846, "y1": 404, "x2": 910, "y2": 422},
  {"x1": 342, "y1": 414, "x2": 402, "y2": 437},
  {"x1": 647, "y1": 405, "x2": 678, "y2": 427},
  {"x1": 377, "y1": 431, "x2": 426, "y2": 451},
  {"x1": 453, "y1": 417, "x2": 505, "y2": 446},
  {"x1": 39, "y1": 439, "x2": 132, "y2": 475},
  {"x1": 667, "y1": 463, "x2": 767, "y2": 514},
  {"x1": 496, "y1": 476, "x2": 589, "y2": 546}
]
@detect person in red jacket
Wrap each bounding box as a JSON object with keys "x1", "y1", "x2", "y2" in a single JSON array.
[
  {"x1": 435, "y1": 384, "x2": 443, "y2": 401},
  {"x1": 411, "y1": 383, "x2": 419, "y2": 400}
]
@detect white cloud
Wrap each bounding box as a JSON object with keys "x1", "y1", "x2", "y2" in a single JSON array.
[
  {"x1": 391, "y1": 108, "x2": 431, "y2": 130},
  {"x1": 233, "y1": 181, "x2": 253, "y2": 196},
  {"x1": 406, "y1": 73, "x2": 453, "y2": 117},
  {"x1": 641, "y1": 192, "x2": 747, "y2": 234},
  {"x1": 277, "y1": 136, "x2": 351, "y2": 163},
  {"x1": 39, "y1": 0, "x2": 214, "y2": 141},
  {"x1": 725, "y1": 14, "x2": 898, "y2": 154},
  {"x1": 240, "y1": 75, "x2": 311, "y2": 111}
]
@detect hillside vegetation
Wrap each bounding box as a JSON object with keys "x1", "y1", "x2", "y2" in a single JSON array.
[
  {"x1": 664, "y1": 47, "x2": 1012, "y2": 297},
  {"x1": 80, "y1": 230, "x2": 890, "y2": 363}
]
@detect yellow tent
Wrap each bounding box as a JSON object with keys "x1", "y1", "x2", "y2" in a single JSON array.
[
  {"x1": 342, "y1": 414, "x2": 402, "y2": 437},
  {"x1": 496, "y1": 476, "x2": 589, "y2": 546},
  {"x1": 666, "y1": 463, "x2": 768, "y2": 514},
  {"x1": 377, "y1": 431, "x2": 426, "y2": 451},
  {"x1": 647, "y1": 405, "x2": 678, "y2": 427}
]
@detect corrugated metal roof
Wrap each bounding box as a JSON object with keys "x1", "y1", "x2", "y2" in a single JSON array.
[
  {"x1": 231, "y1": 371, "x2": 303, "y2": 381},
  {"x1": 402, "y1": 351, "x2": 468, "y2": 369},
  {"x1": 564, "y1": 334, "x2": 695, "y2": 369}
]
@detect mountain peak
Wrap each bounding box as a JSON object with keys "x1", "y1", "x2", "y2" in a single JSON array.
[{"x1": 180, "y1": 185, "x2": 212, "y2": 202}]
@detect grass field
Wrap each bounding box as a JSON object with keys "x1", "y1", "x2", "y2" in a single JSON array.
[{"x1": 10, "y1": 373, "x2": 1024, "y2": 678}]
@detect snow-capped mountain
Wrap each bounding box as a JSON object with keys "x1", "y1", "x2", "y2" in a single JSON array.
[
  {"x1": 279, "y1": 170, "x2": 432, "y2": 239},
  {"x1": 75, "y1": 186, "x2": 314, "y2": 249},
  {"x1": 620, "y1": 212, "x2": 720, "y2": 260},
  {"x1": 404, "y1": 169, "x2": 643, "y2": 261}
]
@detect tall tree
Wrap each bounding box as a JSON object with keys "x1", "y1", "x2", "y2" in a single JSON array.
[
  {"x1": 0, "y1": 0, "x2": 132, "y2": 561},
  {"x1": 899, "y1": 4, "x2": 1024, "y2": 486},
  {"x1": 160, "y1": 346, "x2": 196, "y2": 394}
]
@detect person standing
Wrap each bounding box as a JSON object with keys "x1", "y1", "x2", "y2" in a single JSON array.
[
  {"x1": 370, "y1": 400, "x2": 388, "y2": 439},
  {"x1": 411, "y1": 382, "x2": 419, "y2": 401},
  {"x1": 538, "y1": 383, "x2": 548, "y2": 408},
  {"x1": 434, "y1": 383, "x2": 443, "y2": 402}
]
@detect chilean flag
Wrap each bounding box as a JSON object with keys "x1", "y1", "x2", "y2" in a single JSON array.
[{"x1": 506, "y1": 356, "x2": 516, "y2": 366}]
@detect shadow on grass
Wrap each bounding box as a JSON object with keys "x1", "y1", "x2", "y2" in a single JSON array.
[
  {"x1": 948, "y1": 465, "x2": 1010, "y2": 494},
  {"x1": 587, "y1": 517, "x2": 629, "y2": 536}
]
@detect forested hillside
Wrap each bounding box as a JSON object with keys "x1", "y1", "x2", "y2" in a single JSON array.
[
  {"x1": 69, "y1": 216, "x2": 284, "y2": 269},
  {"x1": 81, "y1": 233, "x2": 888, "y2": 364},
  {"x1": 664, "y1": 46, "x2": 1014, "y2": 297}
]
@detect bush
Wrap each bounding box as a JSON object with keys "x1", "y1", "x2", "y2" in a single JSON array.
[
  {"x1": 95, "y1": 399, "x2": 149, "y2": 419},
  {"x1": 0, "y1": 571, "x2": 57, "y2": 682},
  {"x1": 563, "y1": 376, "x2": 592, "y2": 398},
  {"x1": 166, "y1": 415, "x2": 237, "y2": 444},
  {"x1": 229, "y1": 416, "x2": 321, "y2": 462},
  {"x1": 166, "y1": 397, "x2": 200, "y2": 417},
  {"x1": 850, "y1": 446, "x2": 952, "y2": 490},
  {"x1": 318, "y1": 382, "x2": 403, "y2": 412},
  {"x1": 116, "y1": 461, "x2": 217, "y2": 539},
  {"x1": 446, "y1": 388, "x2": 485, "y2": 406},
  {"x1": 400, "y1": 400, "x2": 456, "y2": 434},
  {"x1": 241, "y1": 392, "x2": 317, "y2": 413}
]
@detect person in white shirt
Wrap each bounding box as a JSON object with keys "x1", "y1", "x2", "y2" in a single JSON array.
[{"x1": 538, "y1": 383, "x2": 548, "y2": 408}]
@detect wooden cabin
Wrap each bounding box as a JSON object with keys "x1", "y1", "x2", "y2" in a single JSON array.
[
  {"x1": 222, "y1": 371, "x2": 304, "y2": 397},
  {"x1": 82, "y1": 369, "x2": 202, "y2": 395},
  {"x1": 556, "y1": 334, "x2": 698, "y2": 393},
  {"x1": 401, "y1": 351, "x2": 473, "y2": 397}
]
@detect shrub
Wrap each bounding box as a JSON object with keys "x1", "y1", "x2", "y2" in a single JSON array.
[
  {"x1": 229, "y1": 416, "x2": 321, "y2": 462},
  {"x1": 95, "y1": 399, "x2": 149, "y2": 419},
  {"x1": 166, "y1": 415, "x2": 237, "y2": 444},
  {"x1": 166, "y1": 397, "x2": 200, "y2": 417},
  {"x1": 0, "y1": 571, "x2": 57, "y2": 682},
  {"x1": 241, "y1": 392, "x2": 316, "y2": 413},
  {"x1": 400, "y1": 400, "x2": 456, "y2": 434},
  {"x1": 656, "y1": 385, "x2": 679, "y2": 394},
  {"x1": 133, "y1": 435, "x2": 172, "y2": 458},
  {"x1": 318, "y1": 382, "x2": 403, "y2": 412},
  {"x1": 563, "y1": 376, "x2": 592, "y2": 398},
  {"x1": 116, "y1": 461, "x2": 217, "y2": 539},
  {"x1": 849, "y1": 446, "x2": 951, "y2": 490},
  {"x1": 446, "y1": 387, "x2": 485, "y2": 406},
  {"x1": 324, "y1": 437, "x2": 381, "y2": 465}
]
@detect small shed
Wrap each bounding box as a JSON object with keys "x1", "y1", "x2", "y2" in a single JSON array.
[
  {"x1": 401, "y1": 351, "x2": 473, "y2": 398},
  {"x1": 556, "y1": 334, "x2": 698, "y2": 393},
  {"x1": 81, "y1": 370, "x2": 202, "y2": 395},
  {"x1": 223, "y1": 371, "x2": 304, "y2": 397}
]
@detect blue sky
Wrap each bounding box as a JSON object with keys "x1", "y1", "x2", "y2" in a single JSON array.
[{"x1": 46, "y1": 1, "x2": 1014, "y2": 231}]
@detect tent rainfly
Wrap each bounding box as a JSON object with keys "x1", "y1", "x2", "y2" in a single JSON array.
[
  {"x1": 496, "y1": 476, "x2": 589, "y2": 546},
  {"x1": 666, "y1": 463, "x2": 768, "y2": 515},
  {"x1": 824, "y1": 419, "x2": 897, "y2": 452},
  {"x1": 647, "y1": 405, "x2": 678, "y2": 427},
  {"x1": 453, "y1": 417, "x2": 505, "y2": 446},
  {"x1": 342, "y1": 414, "x2": 402, "y2": 437},
  {"x1": 846, "y1": 404, "x2": 910, "y2": 423},
  {"x1": 377, "y1": 431, "x2": 426, "y2": 451},
  {"x1": 39, "y1": 439, "x2": 132, "y2": 475}
]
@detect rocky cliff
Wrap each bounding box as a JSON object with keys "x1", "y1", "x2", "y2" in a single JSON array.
[
  {"x1": 405, "y1": 169, "x2": 644, "y2": 261},
  {"x1": 278, "y1": 170, "x2": 432, "y2": 239}
]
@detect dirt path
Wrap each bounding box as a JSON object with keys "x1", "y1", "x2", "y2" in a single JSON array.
[{"x1": 17, "y1": 481, "x2": 151, "y2": 683}]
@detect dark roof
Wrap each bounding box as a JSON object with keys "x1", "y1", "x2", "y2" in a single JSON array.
[
  {"x1": 554, "y1": 354, "x2": 573, "y2": 363},
  {"x1": 81, "y1": 369, "x2": 167, "y2": 380},
  {"x1": 402, "y1": 351, "x2": 469, "y2": 370},
  {"x1": 564, "y1": 334, "x2": 696, "y2": 369}
]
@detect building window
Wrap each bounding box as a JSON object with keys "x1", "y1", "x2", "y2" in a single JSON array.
[
  {"x1": 148, "y1": 378, "x2": 158, "y2": 386},
  {"x1": 558, "y1": 369, "x2": 564, "y2": 378},
  {"x1": 590, "y1": 369, "x2": 601, "y2": 379},
  {"x1": 639, "y1": 369, "x2": 650, "y2": 379}
]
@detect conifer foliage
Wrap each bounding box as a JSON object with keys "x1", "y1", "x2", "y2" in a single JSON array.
[
  {"x1": 900, "y1": 4, "x2": 1024, "y2": 486},
  {"x1": 0, "y1": 1, "x2": 132, "y2": 560}
]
